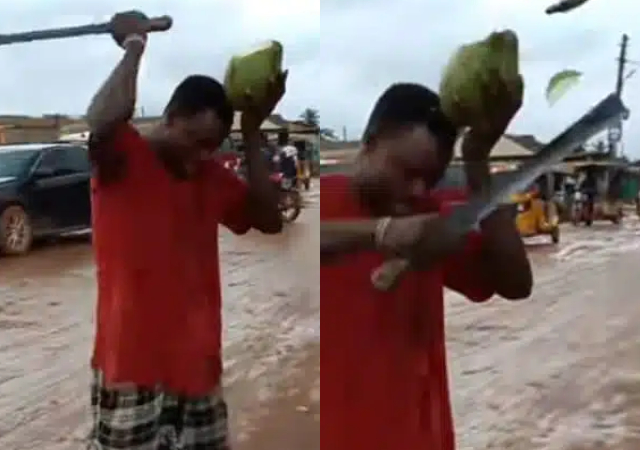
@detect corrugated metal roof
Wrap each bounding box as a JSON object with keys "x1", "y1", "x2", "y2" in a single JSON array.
[
  {"x1": 453, "y1": 135, "x2": 533, "y2": 159},
  {"x1": 59, "y1": 114, "x2": 310, "y2": 135},
  {"x1": 319, "y1": 135, "x2": 533, "y2": 163}
]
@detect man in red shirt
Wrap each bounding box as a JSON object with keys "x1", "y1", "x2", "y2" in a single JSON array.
[
  {"x1": 321, "y1": 82, "x2": 533, "y2": 449},
  {"x1": 86, "y1": 11, "x2": 285, "y2": 450}
]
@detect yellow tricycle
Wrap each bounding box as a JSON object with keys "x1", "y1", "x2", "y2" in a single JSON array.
[{"x1": 512, "y1": 190, "x2": 560, "y2": 244}]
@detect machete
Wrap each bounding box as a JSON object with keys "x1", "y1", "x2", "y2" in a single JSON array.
[
  {"x1": 372, "y1": 93, "x2": 628, "y2": 291},
  {"x1": 0, "y1": 16, "x2": 172, "y2": 46}
]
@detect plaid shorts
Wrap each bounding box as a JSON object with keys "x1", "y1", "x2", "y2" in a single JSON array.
[{"x1": 88, "y1": 371, "x2": 230, "y2": 450}]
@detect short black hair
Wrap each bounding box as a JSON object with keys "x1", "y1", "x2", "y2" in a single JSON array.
[
  {"x1": 362, "y1": 83, "x2": 458, "y2": 152},
  {"x1": 164, "y1": 75, "x2": 234, "y2": 136},
  {"x1": 277, "y1": 131, "x2": 289, "y2": 146}
]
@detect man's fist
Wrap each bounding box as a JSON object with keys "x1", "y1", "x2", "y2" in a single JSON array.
[
  {"x1": 376, "y1": 214, "x2": 465, "y2": 267},
  {"x1": 110, "y1": 11, "x2": 149, "y2": 48}
]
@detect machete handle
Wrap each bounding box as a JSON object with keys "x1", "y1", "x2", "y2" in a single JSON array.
[
  {"x1": 371, "y1": 258, "x2": 411, "y2": 292},
  {"x1": 147, "y1": 16, "x2": 173, "y2": 33}
]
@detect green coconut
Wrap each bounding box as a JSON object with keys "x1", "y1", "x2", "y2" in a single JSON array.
[
  {"x1": 439, "y1": 30, "x2": 520, "y2": 127},
  {"x1": 224, "y1": 40, "x2": 284, "y2": 111}
]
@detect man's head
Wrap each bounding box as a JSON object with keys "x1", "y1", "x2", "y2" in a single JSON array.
[
  {"x1": 277, "y1": 131, "x2": 289, "y2": 147},
  {"x1": 354, "y1": 83, "x2": 458, "y2": 213},
  {"x1": 158, "y1": 75, "x2": 234, "y2": 159}
]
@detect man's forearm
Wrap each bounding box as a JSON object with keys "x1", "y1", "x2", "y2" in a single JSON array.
[
  {"x1": 86, "y1": 42, "x2": 143, "y2": 133},
  {"x1": 321, "y1": 220, "x2": 378, "y2": 263},
  {"x1": 462, "y1": 129, "x2": 500, "y2": 198},
  {"x1": 243, "y1": 133, "x2": 283, "y2": 234},
  {"x1": 462, "y1": 135, "x2": 532, "y2": 299},
  {"x1": 479, "y1": 206, "x2": 532, "y2": 299}
]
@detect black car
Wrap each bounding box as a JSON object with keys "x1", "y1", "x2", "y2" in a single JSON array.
[{"x1": 0, "y1": 142, "x2": 91, "y2": 255}]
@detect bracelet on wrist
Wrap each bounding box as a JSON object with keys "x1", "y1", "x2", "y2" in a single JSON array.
[
  {"x1": 374, "y1": 217, "x2": 392, "y2": 249},
  {"x1": 122, "y1": 34, "x2": 146, "y2": 49}
]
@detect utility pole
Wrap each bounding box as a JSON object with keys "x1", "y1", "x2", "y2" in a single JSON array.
[
  {"x1": 609, "y1": 33, "x2": 629, "y2": 156},
  {"x1": 615, "y1": 34, "x2": 629, "y2": 97}
]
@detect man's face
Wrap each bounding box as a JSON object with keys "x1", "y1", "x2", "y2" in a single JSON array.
[
  {"x1": 162, "y1": 109, "x2": 225, "y2": 159},
  {"x1": 356, "y1": 126, "x2": 451, "y2": 213}
]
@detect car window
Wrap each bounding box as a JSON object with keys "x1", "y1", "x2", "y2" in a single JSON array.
[
  {"x1": 0, "y1": 149, "x2": 40, "y2": 178},
  {"x1": 61, "y1": 146, "x2": 91, "y2": 172},
  {"x1": 38, "y1": 146, "x2": 90, "y2": 175}
]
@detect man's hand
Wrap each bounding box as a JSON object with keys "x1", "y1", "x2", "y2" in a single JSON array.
[
  {"x1": 237, "y1": 71, "x2": 288, "y2": 235},
  {"x1": 240, "y1": 71, "x2": 288, "y2": 137},
  {"x1": 376, "y1": 214, "x2": 466, "y2": 268},
  {"x1": 110, "y1": 11, "x2": 150, "y2": 50},
  {"x1": 461, "y1": 70, "x2": 524, "y2": 162}
]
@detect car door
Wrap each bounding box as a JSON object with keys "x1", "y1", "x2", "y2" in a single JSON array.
[
  {"x1": 28, "y1": 146, "x2": 90, "y2": 230},
  {"x1": 27, "y1": 148, "x2": 70, "y2": 232},
  {"x1": 57, "y1": 145, "x2": 91, "y2": 228}
]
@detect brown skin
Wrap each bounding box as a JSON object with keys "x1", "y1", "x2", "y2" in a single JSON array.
[
  {"x1": 86, "y1": 10, "x2": 283, "y2": 234},
  {"x1": 320, "y1": 129, "x2": 462, "y2": 269},
  {"x1": 458, "y1": 71, "x2": 532, "y2": 299},
  {"x1": 321, "y1": 76, "x2": 532, "y2": 300}
]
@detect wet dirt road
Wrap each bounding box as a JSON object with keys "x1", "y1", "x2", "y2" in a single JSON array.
[
  {"x1": 450, "y1": 219, "x2": 640, "y2": 449},
  {"x1": 0, "y1": 186, "x2": 319, "y2": 450}
]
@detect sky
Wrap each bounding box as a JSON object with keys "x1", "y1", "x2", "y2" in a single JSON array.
[
  {"x1": 321, "y1": 0, "x2": 640, "y2": 157},
  {"x1": 0, "y1": 0, "x2": 638, "y2": 155},
  {"x1": 0, "y1": 0, "x2": 319, "y2": 120}
]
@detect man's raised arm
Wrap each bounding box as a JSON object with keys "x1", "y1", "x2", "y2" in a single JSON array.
[{"x1": 86, "y1": 12, "x2": 147, "y2": 139}]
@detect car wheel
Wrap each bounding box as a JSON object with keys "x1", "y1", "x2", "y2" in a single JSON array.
[
  {"x1": 0, "y1": 205, "x2": 33, "y2": 256},
  {"x1": 551, "y1": 227, "x2": 560, "y2": 244}
]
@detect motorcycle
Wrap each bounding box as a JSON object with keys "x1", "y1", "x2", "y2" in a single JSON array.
[
  {"x1": 231, "y1": 157, "x2": 302, "y2": 224},
  {"x1": 572, "y1": 191, "x2": 622, "y2": 226},
  {"x1": 269, "y1": 172, "x2": 302, "y2": 223},
  {"x1": 571, "y1": 191, "x2": 594, "y2": 226}
]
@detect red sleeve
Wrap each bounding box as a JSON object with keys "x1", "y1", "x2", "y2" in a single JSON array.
[
  {"x1": 208, "y1": 161, "x2": 252, "y2": 235},
  {"x1": 88, "y1": 122, "x2": 144, "y2": 186},
  {"x1": 320, "y1": 175, "x2": 358, "y2": 220}
]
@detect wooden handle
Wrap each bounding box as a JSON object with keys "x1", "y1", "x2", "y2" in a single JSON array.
[
  {"x1": 147, "y1": 16, "x2": 173, "y2": 32},
  {"x1": 371, "y1": 258, "x2": 411, "y2": 292}
]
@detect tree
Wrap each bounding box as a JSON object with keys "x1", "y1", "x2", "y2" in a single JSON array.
[
  {"x1": 299, "y1": 108, "x2": 338, "y2": 139},
  {"x1": 299, "y1": 108, "x2": 319, "y2": 128}
]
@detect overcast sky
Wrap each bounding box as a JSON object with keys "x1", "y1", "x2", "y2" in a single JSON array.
[
  {"x1": 0, "y1": 0, "x2": 319, "y2": 120},
  {"x1": 321, "y1": 0, "x2": 640, "y2": 156},
  {"x1": 0, "y1": 0, "x2": 638, "y2": 155}
]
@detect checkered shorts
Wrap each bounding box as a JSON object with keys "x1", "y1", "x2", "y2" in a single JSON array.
[{"x1": 87, "y1": 371, "x2": 230, "y2": 450}]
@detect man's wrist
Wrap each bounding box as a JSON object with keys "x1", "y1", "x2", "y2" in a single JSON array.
[
  {"x1": 241, "y1": 130, "x2": 260, "y2": 148},
  {"x1": 374, "y1": 217, "x2": 392, "y2": 250},
  {"x1": 123, "y1": 34, "x2": 146, "y2": 55},
  {"x1": 464, "y1": 160, "x2": 491, "y2": 195}
]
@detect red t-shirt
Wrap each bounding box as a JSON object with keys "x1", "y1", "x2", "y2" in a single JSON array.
[
  {"x1": 321, "y1": 174, "x2": 495, "y2": 450},
  {"x1": 90, "y1": 124, "x2": 250, "y2": 395}
]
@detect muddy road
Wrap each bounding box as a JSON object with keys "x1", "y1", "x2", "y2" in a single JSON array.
[
  {"x1": 450, "y1": 220, "x2": 640, "y2": 449},
  {"x1": 0, "y1": 186, "x2": 319, "y2": 450}
]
